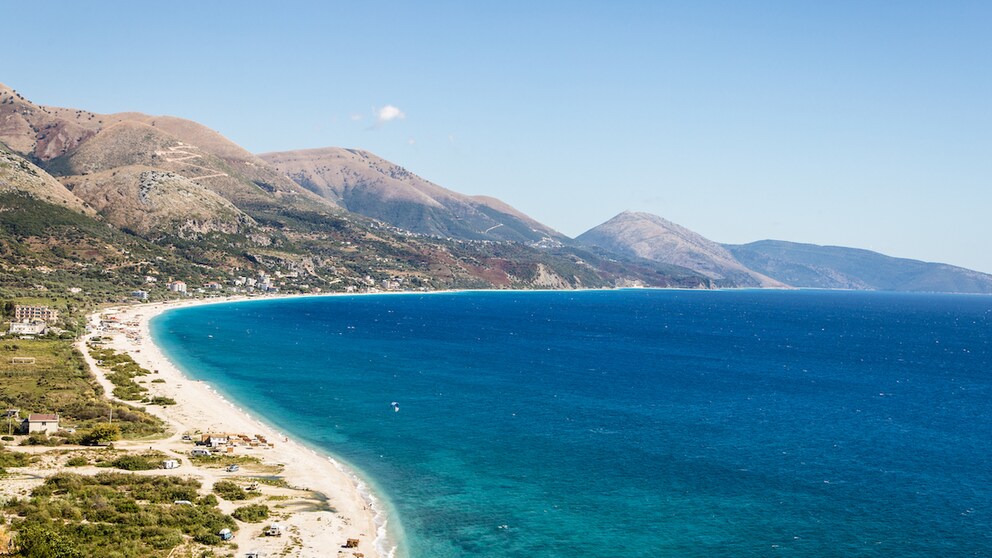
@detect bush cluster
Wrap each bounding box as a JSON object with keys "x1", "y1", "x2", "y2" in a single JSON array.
[
  {"x1": 4, "y1": 472, "x2": 236, "y2": 556},
  {"x1": 231, "y1": 503, "x2": 269, "y2": 522},
  {"x1": 212, "y1": 480, "x2": 250, "y2": 501},
  {"x1": 89, "y1": 348, "x2": 152, "y2": 401}
]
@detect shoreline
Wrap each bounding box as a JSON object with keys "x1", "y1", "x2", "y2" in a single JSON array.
[{"x1": 83, "y1": 294, "x2": 397, "y2": 558}]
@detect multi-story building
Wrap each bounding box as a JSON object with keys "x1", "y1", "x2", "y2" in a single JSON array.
[{"x1": 13, "y1": 305, "x2": 58, "y2": 323}]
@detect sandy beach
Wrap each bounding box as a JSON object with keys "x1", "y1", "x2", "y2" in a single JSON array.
[{"x1": 80, "y1": 295, "x2": 392, "y2": 558}]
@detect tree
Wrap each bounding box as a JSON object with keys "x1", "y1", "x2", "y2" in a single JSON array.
[{"x1": 82, "y1": 423, "x2": 120, "y2": 445}]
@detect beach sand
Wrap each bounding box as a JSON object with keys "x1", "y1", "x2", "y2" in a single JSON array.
[{"x1": 80, "y1": 296, "x2": 393, "y2": 558}]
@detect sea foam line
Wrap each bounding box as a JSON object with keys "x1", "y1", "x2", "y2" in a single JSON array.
[{"x1": 329, "y1": 456, "x2": 398, "y2": 558}]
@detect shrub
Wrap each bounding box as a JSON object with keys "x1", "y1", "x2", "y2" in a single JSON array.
[
  {"x1": 22, "y1": 433, "x2": 61, "y2": 446},
  {"x1": 149, "y1": 396, "x2": 176, "y2": 406},
  {"x1": 10, "y1": 472, "x2": 236, "y2": 554},
  {"x1": 231, "y1": 503, "x2": 269, "y2": 522},
  {"x1": 65, "y1": 456, "x2": 88, "y2": 467},
  {"x1": 110, "y1": 454, "x2": 157, "y2": 471},
  {"x1": 81, "y1": 423, "x2": 120, "y2": 446},
  {"x1": 198, "y1": 494, "x2": 219, "y2": 507},
  {"x1": 0, "y1": 447, "x2": 32, "y2": 468},
  {"x1": 14, "y1": 524, "x2": 83, "y2": 558},
  {"x1": 212, "y1": 480, "x2": 248, "y2": 501}
]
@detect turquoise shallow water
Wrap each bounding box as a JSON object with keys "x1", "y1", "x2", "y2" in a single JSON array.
[{"x1": 151, "y1": 290, "x2": 992, "y2": 557}]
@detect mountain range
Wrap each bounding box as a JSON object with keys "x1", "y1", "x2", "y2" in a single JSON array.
[
  {"x1": 0, "y1": 83, "x2": 706, "y2": 298},
  {"x1": 2, "y1": 82, "x2": 990, "y2": 298}
]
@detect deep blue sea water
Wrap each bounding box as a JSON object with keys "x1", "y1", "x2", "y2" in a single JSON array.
[{"x1": 151, "y1": 290, "x2": 992, "y2": 557}]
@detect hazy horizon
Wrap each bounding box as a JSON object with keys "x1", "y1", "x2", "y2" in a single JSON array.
[{"x1": 3, "y1": 1, "x2": 989, "y2": 272}]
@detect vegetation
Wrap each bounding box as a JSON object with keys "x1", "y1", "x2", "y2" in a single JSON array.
[
  {"x1": 88, "y1": 347, "x2": 151, "y2": 401},
  {"x1": 81, "y1": 423, "x2": 121, "y2": 446},
  {"x1": 231, "y1": 504, "x2": 269, "y2": 523},
  {"x1": 3, "y1": 472, "x2": 237, "y2": 557},
  {"x1": 0, "y1": 445, "x2": 33, "y2": 476},
  {"x1": 211, "y1": 480, "x2": 251, "y2": 501},
  {"x1": 105, "y1": 452, "x2": 164, "y2": 471},
  {"x1": 0, "y1": 338, "x2": 163, "y2": 440}
]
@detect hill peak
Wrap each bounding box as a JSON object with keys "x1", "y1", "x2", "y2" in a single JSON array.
[{"x1": 578, "y1": 211, "x2": 784, "y2": 288}]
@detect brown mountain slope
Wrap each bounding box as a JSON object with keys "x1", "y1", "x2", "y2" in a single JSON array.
[
  {"x1": 0, "y1": 83, "x2": 102, "y2": 160},
  {"x1": 259, "y1": 147, "x2": 564, "y2": 243},
  {"x1": 1, "y1": 83, "x2": 333, "y2": 215},
  {"x1": 0, "y1": 142, "x2": 94, "y2": 215},
  {"x1": 577, "y1": 211, "x2": 785, "y2": 288},
  {"x1": 61, "y1": 165, "x2": 254, "y2": 237},
  {"x1": 102, "y1": 114, "x2": 324, "y2": 208},
  {"x1": 42, "y1": 119, "x2": 329, "y2": 213}
]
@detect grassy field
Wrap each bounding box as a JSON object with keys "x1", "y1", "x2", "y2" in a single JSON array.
[{"x1": 0, "y1": 338, "x2": 163, "y2": 440}]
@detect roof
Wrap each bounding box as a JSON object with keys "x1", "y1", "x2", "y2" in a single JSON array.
[{"x1": 28, "y1": 413, "x2": 58, "y2": 421}]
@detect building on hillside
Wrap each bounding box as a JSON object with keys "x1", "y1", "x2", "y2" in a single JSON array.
[
  {"x1": 131, "y1": 290, "x2": 149, "y2": 300},
  {"x1": 168, "y1": 281, "x2": 187, "y2": 294},
  {"x1": 8, "y1": 321, "x2": 47, "y2": 336},
  {"x1": 204, "y1": 282, "x2": 223, "y2": 291},
  {"x1": 23, "y1": 413, "x2": 59, "y2": 434},
  {"x1": 13, "y1": 305, "x2": 58, "y2": 323}
]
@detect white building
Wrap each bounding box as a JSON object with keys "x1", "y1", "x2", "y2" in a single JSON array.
[
  {"x1": 24, "y1": 413, "x2": 59, "y2": 434},
  {"x1": 9, "y1": 321, "x2": 47, "y2": 336},
  {"x1": 168, "y1": 281, "x2": 187, "y2": 293}
]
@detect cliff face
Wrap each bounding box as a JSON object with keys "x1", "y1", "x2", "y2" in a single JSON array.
[{"x1": 578, "y1": 211, "x2": 785, "y2": 288}]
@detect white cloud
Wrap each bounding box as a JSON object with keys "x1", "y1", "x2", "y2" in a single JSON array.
[
  {"x1": 350, "y1": 113, "x2": 364, "y2": 121},
  {"x1": 376, "y1": 105, "x2": 406, "y2": 124}
]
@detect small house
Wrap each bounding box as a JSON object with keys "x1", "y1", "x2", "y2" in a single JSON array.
[
  {"x1": 24, "y1": 413, "x2": 59, "y2": 434},
  {"x1": 162, "y1": 459, "x2": 180, "y2": 469}
]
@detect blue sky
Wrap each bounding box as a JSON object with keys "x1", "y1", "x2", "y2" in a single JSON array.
[{"x1": 3, "y1": 1, "x2": 990, "y2": 271}]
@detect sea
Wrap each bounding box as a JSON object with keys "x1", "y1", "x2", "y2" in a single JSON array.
[{"x1": 150, "y1": 289, "x2": 992, "y2": 557}]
